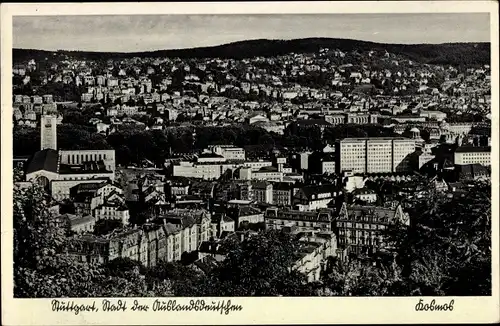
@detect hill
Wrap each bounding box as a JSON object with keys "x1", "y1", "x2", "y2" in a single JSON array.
[{"x1": 13, "y1": 37, "x2": 490, "y2": 66}]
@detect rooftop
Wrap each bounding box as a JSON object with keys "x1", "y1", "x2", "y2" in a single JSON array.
[
  {"x1": 340, "y1": 137, "x2": 411, "y2": 142},
  {"x1": 25, "y1": 149, "x2": 59, "y2": 174},
  {"x1": 455, "y1": 146, "x2": 491, "y2": 153}
]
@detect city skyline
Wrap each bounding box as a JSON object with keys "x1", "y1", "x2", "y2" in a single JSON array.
[{"x1": 13, "y1": 13, "x2": 490, "y2": 52}]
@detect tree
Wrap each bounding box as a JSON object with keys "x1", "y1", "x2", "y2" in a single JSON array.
[
  {"x1": 176, "y1": 230, "x2": 319, "y2": 296},
  {"x1": 13, "y1": 182, "x2": 174, "y2": 298},
  {"x1": 13, "y1": 167, "x2": 24, "y2": 182},
  {"x1": 384, "y1": 181, "x2": 491, "y2": 296},
  {"x1": 57, "y1": 124, "x2": 111, "y2": 150},
  {"x1": 13, "y1": 126, "x2": 40, "y2": 156},
  {"x1": 322, "y1": 256, "x2": 405, "y2": 296},
  {"x1": 93, "y1": 219, "x2": 123, "y2": 236}
]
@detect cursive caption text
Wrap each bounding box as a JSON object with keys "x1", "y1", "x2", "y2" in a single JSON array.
[
  {"x1": 415, "y1": 299, "x2": 455, "y2": 311},
  {"x1": 51, "y1": 299, "x2": 243, "y2": 315}
]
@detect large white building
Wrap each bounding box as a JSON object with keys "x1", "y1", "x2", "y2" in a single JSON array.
[
  {"x1": 454, "y1": 146, "x2": 491, "y2": 166},
  {"x1": 172, "y1": 158, "x2": 275, "y2": 180},
  {"x1": 208, "y1": 145, "x2": 246, "y2": 161},
  {"x1": 337, "y1": 137, "x2": 416, "y2": 174},
  {"x1": 59, "y1": 149, "x2": 116, "y2": 173},
  {"x1": 172, "y1": 161, "x2": 241, "y2": 180},
  {"x1": 24, "y1": 115, "x2": 117, "y2": 199}
]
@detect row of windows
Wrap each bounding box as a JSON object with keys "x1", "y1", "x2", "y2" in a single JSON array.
[
  {"x1": 339, "y1": 229, "x2": 382, "y2": 236},
  {"x1": 267, "y1": 219, "x2": 327, "y2": 228},
  {"x1": 66, "y1": 153, "x2": 108, "y2": 165},
  {"x1": 459, "y1": 153, "x2": 490, "y2": 157}
]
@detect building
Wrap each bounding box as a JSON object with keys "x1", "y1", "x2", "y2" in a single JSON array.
[
  {"x1": 293, "y1": 184, "x2": 338, "y2": 211},
  {"x1": 293, "y1": 242, "x2": 324, "y2": 282},
  {"x1": 335, "y1": 203, "x2": 409, "y2": 257},
  {"x1": 454, "y1": 164, "x2": 490, "y2": 181},
  {"x1": 68, "y1": 227, "x2": 149, "y2": 266},
  {"x1": 420, "y1": 110, "x2": 447, "y2": 121},
  {"x1": 342, "y1": 171, "x2": 366, "y2": 193},
  {"x1": 172, "y1": 157, "x2": 243, "y2": 180},
  {"x1": 337, "y1": 137, "x2": 415, "y2": 174},
  {"x1": 308, "y1": 152, "x2": 337, "y2": 175},
  {"x1": 158, "y1": 208, "x2": 212, "y2": 249},
  {"x1": 25, "y1": 149, "x2": 115, "y2": 190},
  {"x1": 453, "y1": 146, "x2": 491, "y2": 166},
  {"x1": 25, "y1": 114, "x2": 117, "y2": 195},
  {"x1": 209, "y1": 145, "x2": 246, "y2": 161},
  {"x1": 243, "y1": 160, "x2": 273, "y2": 171},
  {"x1": 211, "y1": 213, "x2": 236, "y2": 239},
  {"x1": 59, "y1": 149, "x2": 116, "y2": 173},
  {"x1": 251, "y1": 166, "x2": 284, "y2": 182},
  {"x1": 293, "y1": 230, "x2": 338, "y2": 282},
  {"x1": 290, "y1": 151, "x2": 312, "y2": 172},
  {"x1": 94, "y1": 202, "x2": 130, "y2": 225},
  {"x1": 227, "y1": 206, "x2": 264, "y2": 228},
  {"x1": 58, "y1": 213, "x2": 96, "y2": 234},
  {"x1": 272, "y1": 182, "x2": 294, "y2": 206},
  {"x1": 172, "y1": 161, "x2": 221, "y2": 180},
  {"x1": 265, "y1": 207, "x2": 333, "y2": 232},
  {"x1": 70, "y1": 208, "x2": 212, "y2": 267},
  {"x1": 252, "y1": 181, "x2": 273, "y2": 204},
  {"x1": 411, "y1": 150, "x2": 436, "y2": 171},
  {"x1": 353, "y1": 187, "x2": 377, "y2": 203}
]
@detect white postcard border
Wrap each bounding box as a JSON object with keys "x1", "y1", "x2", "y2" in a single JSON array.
[{"x1": 1, "y1": 2, "x2": 499, "y2": 325}]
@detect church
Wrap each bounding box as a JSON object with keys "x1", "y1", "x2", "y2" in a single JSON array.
[{"x1": 24, "y1": 114, "x2": 117, "y2": 201}]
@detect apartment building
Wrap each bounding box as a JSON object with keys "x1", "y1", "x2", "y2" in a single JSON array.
[
  {"x1": 334, "y1": 203, "x2": 409, "y2": 257},
  {"x1": 272, "y1": 182, "x2": 294, "y2": 206},
  {"x1": 293, "y1": 184, "x2": 338, "y2": 211},
  {"x1": 292, "y1": 230, "x2": 338, "y2": 282},
  {"x1": 264, "y1": 207, "x2": 333, "y2": 232},
  {"x1": 209, "y1": 145, "x2": 246, "y2": 161},
  {"x1": 69, "y1": 210, "x2": 211, "y2": 266},
  {"x1": 453, "y1": 146, "x2": 491, "y2": 166},
  {"x1": 337, "y1": 137, "x2": 415, "y2": 174}
]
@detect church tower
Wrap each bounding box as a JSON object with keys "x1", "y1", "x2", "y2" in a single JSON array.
[{"x1": 40, "y1": 114, "x2": 57, "y2": 150}]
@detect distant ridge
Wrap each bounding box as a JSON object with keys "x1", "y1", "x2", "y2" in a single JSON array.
[{"x1": 13, "y1": 37, "x2": 491, "y2": 65}]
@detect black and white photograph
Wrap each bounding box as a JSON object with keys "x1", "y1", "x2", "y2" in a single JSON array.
[{"x1": 2, "y1": 1, "x2": 499, "y2": 324}]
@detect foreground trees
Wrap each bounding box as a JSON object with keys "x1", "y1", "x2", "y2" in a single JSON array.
[
  {"x1": 13, "y1": 180, "x2": 491, "y2": 297},
  {"x1": 387, "y1": 182, "x2": 491, "y2": 296},
  {"x1": 13, "y1": 183, "x2": 173, "y2": 298},
  {"x1": 175, "y1": 231, "x2": 318, "y2": 296},
  {"x1": 322, "y1": 181, "x2": 491, "y2": 296}
]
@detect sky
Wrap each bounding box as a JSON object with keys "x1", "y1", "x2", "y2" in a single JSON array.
[{"x1": 13, "y1": 13, "x2": 490, "y2": 52}]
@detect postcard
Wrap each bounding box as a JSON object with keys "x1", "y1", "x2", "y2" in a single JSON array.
[{"x1": 1, "y1": 1, "x2": 499, "y2": 325}]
